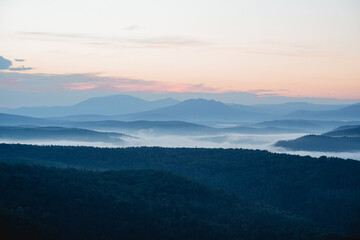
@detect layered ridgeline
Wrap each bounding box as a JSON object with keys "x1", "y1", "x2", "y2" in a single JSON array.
[
  {"x1": 285, "y1": 103, "x2": 360, "y2": 121},
  {"x1": 1, "y1": 94, "x2": 357, "y2": 122},
  {"x1": 324, "y1": 125, "x2": 360, "y2": 137},
  {"x1": 117, "y1": 99, "x2": 274, "y2": 121},
  {"x1": 0, "y1": 126, "x2": 129, "y2": 143},
  {"x1": 68, "y1": 120, "x2": 304, "y2": 135},
  {"x1": 0, "y1": 95, "x2": 179, "y2": 117},
  {"x1": 0, "y1": 113, "x2": 305, "y2": 137},
  {"x1": 252, "y1": 119, "x2": 360, "y2": 133},
  {"x1": 275, "y1": 125, "x2": 360, "y2": 152},
  {"x1": 0, "y1": 144, "x2": 359, "y2": 239},
  {"x1": 0, "y1": 113, "x2": 58, "y2": 126},
  {"x1": 75, "y1": 99, "x2": 358, "y2": 122}
]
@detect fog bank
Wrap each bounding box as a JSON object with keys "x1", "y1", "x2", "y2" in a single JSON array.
[{"x1": 1, "y1": 133, "x2": 359, "y2": 160}]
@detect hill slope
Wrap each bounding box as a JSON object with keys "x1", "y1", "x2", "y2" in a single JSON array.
[
  {"x1": 285, "y1": 103, "x2": 360, "y2": 120},
  {"x1": 275, "y1": 125, "x2": 360, "y2": 152},
  {"x1": 1, "y1": 144, "x2": 359, "y2": 236},
  {"x1": 253, "y1": 119, "x2": 360, "y2": 133},
  {"x1": 232, "y1": 102, "x2": 347, "y2": 116},
  {"x1": 0, "y1": 164, "x2": 335, "y2": 240},
  {"x1": 275, "y1": 135, "x2": 360, "y2": 152},
  {"x1": 0, "y1": 113, "x2": 57, "y2": 126},
  {"x1": 324, "y1": 125, "x2": 360, "y2": 137},
  {"x1": 68, "y1": 120, "x2": 302, "y2": 135},
  {"x1": 69, "y1": 120, "x2": 214, "y2": 135},
  {"x1": 0, "y1": 126, "x2": 127, "y2": 143}
]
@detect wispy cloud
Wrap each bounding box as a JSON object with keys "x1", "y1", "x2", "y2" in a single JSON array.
[
  {"x1": 220, "y1": 39, "x2": 356, "y2": 60},
  {"x1": 258, "y1": 40, "x2": 316, "y2": 50},
  {"x1": 20, "y1": 31, "x2": 92, "y2": 39},
  {"x1": 0, "y1": 56, "x2": 33, "y2": 71},
  {"x1": 123, "y1": 25, "x2": 141, "y2": 31},
  {"x1": 0, "y1": 72, "x2": 218, "y2": 93},
  {"x1": 18, "y1": 32, "x2": 208, "y2": 49},
  {"x1": 124, "y1": 36, "x2": 206, "y2": 48},
  {"x1": 230, "y1": 47, "x2": 341, "y2": 59},
  {"x1": 248, "y1": 89, "x2": 290, "y2": 97},
  {"x1": 9, "y1": 66, "x2": 34, "y2": 71}
]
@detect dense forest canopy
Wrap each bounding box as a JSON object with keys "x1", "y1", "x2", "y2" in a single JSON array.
[
  {"x1": 0, "y1": 143, "x2": 359, "y2": 239},
  {"x1": 1, "y1": 163, "x2": 343, "y2": 240}
]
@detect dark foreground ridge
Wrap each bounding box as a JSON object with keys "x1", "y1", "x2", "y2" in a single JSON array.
[
  {"x1": 0, "y1": 144, "x2": 359, "y2": 239},
  {"x1": 0, "y1": 164, "x2": 338, "y2": 240}
]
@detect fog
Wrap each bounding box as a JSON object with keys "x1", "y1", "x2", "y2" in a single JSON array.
[{"x1": 2, "y1": 132, "x2": 359, "y2": 161}]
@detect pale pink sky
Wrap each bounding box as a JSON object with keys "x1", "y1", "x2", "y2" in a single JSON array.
[{"x1": 0, "y1": 0, "x2": 359, "y2": 100}]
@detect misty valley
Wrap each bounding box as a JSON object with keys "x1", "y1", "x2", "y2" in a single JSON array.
[
  {"x1": 1, "y1": 94, "x2": 360, "y2": 239},
  {"x1": 1, "y1": 95, "x2": 360, "y2": 159}
]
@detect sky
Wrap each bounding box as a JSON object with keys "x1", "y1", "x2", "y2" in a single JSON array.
[{"x1": 0, "y1": 0, "x2": 359, "y2": 106}]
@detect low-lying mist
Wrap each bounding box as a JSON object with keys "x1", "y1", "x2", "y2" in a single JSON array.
[{"x1": 2, "y1": 132, "x2": 359, "y2": 160}]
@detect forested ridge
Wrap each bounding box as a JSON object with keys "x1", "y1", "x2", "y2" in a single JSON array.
[
  {"x1": 0, "y1": 144, "x2": 359, "y2": 239},
  {"x1": 274, "y1": 125, "x2": 360, "y2": 152},
  {"x1": 275, "y1": 135, "x2": 360, "y2": 151},
  {"x1": 0, "y1": 164, "x2": 342, "y2": 240}
]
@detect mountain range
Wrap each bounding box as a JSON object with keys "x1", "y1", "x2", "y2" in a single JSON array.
[
  {"x1": 1, "y1": 94, "x2": 359, "y2": 122},
  {"x1": 0, "y1": 112, "x2": 304, "y2": 136},
  {"x1": 252, "y1": 119, "x2": 360, "y2": 133},
  {"x1": 285, "y1": 103, "x2": 360, "y2": 120},
  {"x1": 117, "y1": 99, "x2": 275, "y2": 121},
  {"x1": 0, "y1": 113, "x2": 57, "y2": 126},
  {"x1": 0, "y1": 95, "x2": 179, "y2": 117}
]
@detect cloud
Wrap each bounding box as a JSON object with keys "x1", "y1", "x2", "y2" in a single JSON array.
[
  {"x1": 0, "y1": 72, "x2": 218, "y2": 93},
  {"x1": 250, "y1": 89, "x2": 289, "y2": 93},
  {"x1": 228, "y1": 47, "x2": 345, "y2": 59},
  {"x1": 20, "y1": 31, "x2": 91, "y2": 39},
  {"x1": 61, "y1": 74, "x2": 218, "y2": 93},
  {"x1": 248, "y1": 89, "x2": 290, "y2": 97},
  {"x1": 18, "y1": 32, "x2": 208, "y2": 49},
  {"x1": 220, "y1": 40, "x2": 353, "y2": 60},
  {"x1": 0, "y1": 56, "x2": 12, "y2": 70},
  {"x1": 0, "y1": 56, "x2": 32, "y2": 71},
  {"x1": 125, "y1": 36, "x2": 206, "y2": 48},
  {"x1": 123, "y1": 25, "x2": 141, "y2": 31},
  {"x1": 9, "y1": 66, "x2": 34, "y2": 71},
  {"x1": 86, "y1": 42, "x2": 110, "y2": 45}
]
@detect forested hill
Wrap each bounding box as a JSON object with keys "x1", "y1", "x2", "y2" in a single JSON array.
[
  {"x1": 0, "y1": 164, "x2": 340, "y2": 240},
  {"x1": 0, "y1": 144, "x2": 359, "y2": 238},
  {"x1": 275, "y1": 135, "x2": 360, "y2": 152},
  {"x1": 275, "y1": 125, "x2": 360, "y2": 152},
  {"x1": 324, "y1": 125, "x2": 360, "y2": 137}
]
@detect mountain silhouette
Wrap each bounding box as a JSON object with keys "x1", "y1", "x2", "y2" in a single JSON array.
[
  {"x1": 0, "y1": 94, "x2": 179, "y2": 117},
  {"x1": 253, "y1": 119, "x2": 360, "y2": 133},
  {"x1": 0, "y1": 113, "x2": 57, "y2": 126},
  {"x1": 285, "y1": 103, "x2": 360, "y2": 120},
  {"x1": 119, "y1": 99, "x2": 272, "y2": 121},
  {"x1": 0, "y1": 126, "x2": 128, "y2": 143}
]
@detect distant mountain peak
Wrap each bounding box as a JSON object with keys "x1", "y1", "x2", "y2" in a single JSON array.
[
  {"x1": 179, "y1": 98, "x2": 227, "y2": 106},
  {"x1": 0, "y1": 94, "x2": 179, "y2": 117}
]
